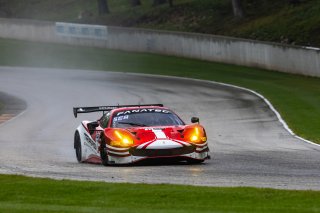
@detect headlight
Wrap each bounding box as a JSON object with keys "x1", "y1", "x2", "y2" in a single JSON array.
[
  {"x1": 184, "y1": 125, "x2": 207, "y2": 143},
  {"x1": 110, "y1": 130, "x2": 134, "y2": 148}
]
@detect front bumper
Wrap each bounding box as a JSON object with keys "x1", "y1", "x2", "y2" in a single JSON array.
[{"x1": 106, "y1": 143, "x2": 210, "y2": 165}]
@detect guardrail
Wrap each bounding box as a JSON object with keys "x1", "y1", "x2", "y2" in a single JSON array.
[{"x1": 0, "y1": 18, "x2": 319, "y2": 77}]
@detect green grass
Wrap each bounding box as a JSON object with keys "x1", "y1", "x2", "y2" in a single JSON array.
[
  {"x1": 0, "y1": 38, "x2": 320, "y2": 143},
  {"x1": 0, "y1": 175, "x2": 319, "y2": 213},
  {"x1": 1, "y1": 0, "x2": 320, "y2": 46},
  {"x1": 233, "y1": 1, "x2": 320, "y2": 45}
]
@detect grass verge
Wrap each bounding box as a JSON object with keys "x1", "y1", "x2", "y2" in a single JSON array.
[
  {"x1": 0, "y1": 175, "x2": 319, "y2": 213},
  {"x1": 0, "y1": 38, "x2": 320, "y2": 143}
]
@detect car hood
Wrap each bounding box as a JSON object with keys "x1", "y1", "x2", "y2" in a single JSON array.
[{"x1": 127, "y1": 126, "x2": 185, "y2": 146}]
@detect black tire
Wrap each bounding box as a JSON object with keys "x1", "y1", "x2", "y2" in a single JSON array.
[
  {"x1": 100, "y1": 136, "x2": 109, "y2": 166},
  {"x1": 74, "y1": 131, "x2": 82, "y2": 162}
]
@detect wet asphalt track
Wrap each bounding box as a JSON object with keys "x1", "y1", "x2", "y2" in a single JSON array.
[{"x1": 0, "y1": 67, "x2": 319, "y2": 190}]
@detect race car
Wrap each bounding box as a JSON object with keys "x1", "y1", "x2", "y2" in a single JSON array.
[{"x1": 73, "y1": 104, "x2": 210, "y2": 165}]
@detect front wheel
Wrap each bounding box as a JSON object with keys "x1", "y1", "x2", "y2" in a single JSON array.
[
  {"x1": 100, "y1": 136, "x2": 109, "y2": 166},
  {"x1": 74, "y1": 131, "x2": 82, "y2": 162}
]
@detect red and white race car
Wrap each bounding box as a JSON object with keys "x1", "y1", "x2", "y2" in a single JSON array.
[{"x1": 73, "y1": 104, "x2": 210, "y2": 165}]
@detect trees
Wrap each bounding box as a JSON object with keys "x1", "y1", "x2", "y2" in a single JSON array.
[
  {"x1": 97, "y1": 0, "x2": 109, "y2": 14},
  {"x1": 153, "y1": 0, "x2": 167, "y2": 6},
  {"x1": 231, "y1": 0, "x2": 244, "y2": 18},
  {"x1": 0, "y1": 0, "x2": 13, "y2": 17},
  {"x1": 96, "y1": 0, "x2": 174, "y2": 14},
  {"x1": 289, "y1": 0, "x2": 301, "y2": 5},
  {"x1": 130, "y1": 0, "x2": 141, "y2": 7},
  {"x1": 153, "y1": 0, "x2": 173, "y2": 7}
]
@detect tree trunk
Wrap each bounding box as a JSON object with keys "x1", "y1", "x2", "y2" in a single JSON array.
[
  {"x1": 130, "y1": 0, "x2": 141, "y2": 7},
  {"x1": 289, "y1": 0, "x2": 301, "y2": 5},
  {"x1": 97, "y1": 0, "x2": 109, "y2": 14},
  {"x1": 231, "y1": 0, "x2": 244, "y2": 18},
  {"x1": 0, "y1": 0, "x2": 13, "y2": 17},
  {"x1": 168, "y1": 0, "x2": 173, "y2": 7},
  {"x1": 153, "y1": 0, "x2": 167, "y2": 6}
]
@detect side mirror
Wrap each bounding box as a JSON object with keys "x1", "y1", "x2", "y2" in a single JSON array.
[
  {"x1": 88, "y1": 121, "x2": 99, "y2": 134},
  {"x1": 191, "y1": 117, "x2": 199, "y2": 123},
  {"x1": 91, "y1": 121, "x2": 99, "y2": 128}
]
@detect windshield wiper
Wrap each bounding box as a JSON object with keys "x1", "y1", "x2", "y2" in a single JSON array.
[{"x1": 117, "y1": 121, "x2": 147, "y2": 127}]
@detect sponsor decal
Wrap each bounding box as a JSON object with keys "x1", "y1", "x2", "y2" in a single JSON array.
[
  {"x1": 117, "y1": 109, "x2": 170, "y2": 116},
  {"x1": 95, "y1": 131, "x2": 101, "y2": 143},
  {"x1": 112, "y1": 115, "x2": 129, "y2": 126},
  {"x1": 99, "y1": 106, "x2": 116, "y2": 110},
  {"x1": 113, "y1": 115, "x2": 129, "y2": 122},
  {"x1": 55, "y1": 22, "x2": 107, "y2": 40},
  {"x1": 84, "y1": 133, "x2": 97, "y2": 150}
]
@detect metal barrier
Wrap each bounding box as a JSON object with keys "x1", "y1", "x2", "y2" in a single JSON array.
[{"x1": 0, "y1": 18, "x2": 319, "y2": 77}]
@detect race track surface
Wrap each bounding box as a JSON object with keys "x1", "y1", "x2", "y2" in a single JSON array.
[{"x1": 0, "y1": 67, "x2": 319, "y2": 190}]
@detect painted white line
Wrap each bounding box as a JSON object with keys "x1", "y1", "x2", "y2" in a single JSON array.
[
  {"x1": 123, "y1": 72, "x2": 320, "y2": 148},
  {"x1": 0, "y1": 110, "x2": 26, "y2": 128}
]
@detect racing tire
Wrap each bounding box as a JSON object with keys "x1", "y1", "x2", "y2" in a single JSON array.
[
  {"x1": 74, "y1": 131, "x2": 82, "y2": 162},
  {"x1": 100, "y1": 136, "x2": 109, "y2": 166}
]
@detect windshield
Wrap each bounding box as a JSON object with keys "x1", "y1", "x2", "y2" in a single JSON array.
[{"x1": 111, "y1": 109, "x2": 184, "y2": 128}]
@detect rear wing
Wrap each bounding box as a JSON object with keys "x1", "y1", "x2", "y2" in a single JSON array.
[{"x1": 73, "y1": 104, "x2": 163, "y2": 118}]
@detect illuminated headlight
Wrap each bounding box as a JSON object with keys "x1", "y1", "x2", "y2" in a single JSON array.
[
  {"x1": 189, "y1": 135, "x2": 207, "y2": 143},
  {"x1": 184, "y1": 126, "x2": 207, "y2": 143},
  {"x1": 191, "y1": 135, "x2": 199, "y2": 142},
  {"x1": 110, "y1": 130, "x2": 134, "y2": 148}
]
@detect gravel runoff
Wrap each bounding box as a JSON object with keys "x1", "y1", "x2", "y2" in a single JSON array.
[{"x1": 0, "y1": 67, "x2": 319, "y2": 190}]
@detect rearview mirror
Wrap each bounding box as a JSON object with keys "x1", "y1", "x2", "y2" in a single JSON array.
[{"x1": 191, "y1": 117, "x2": 199, "y2": 123}]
